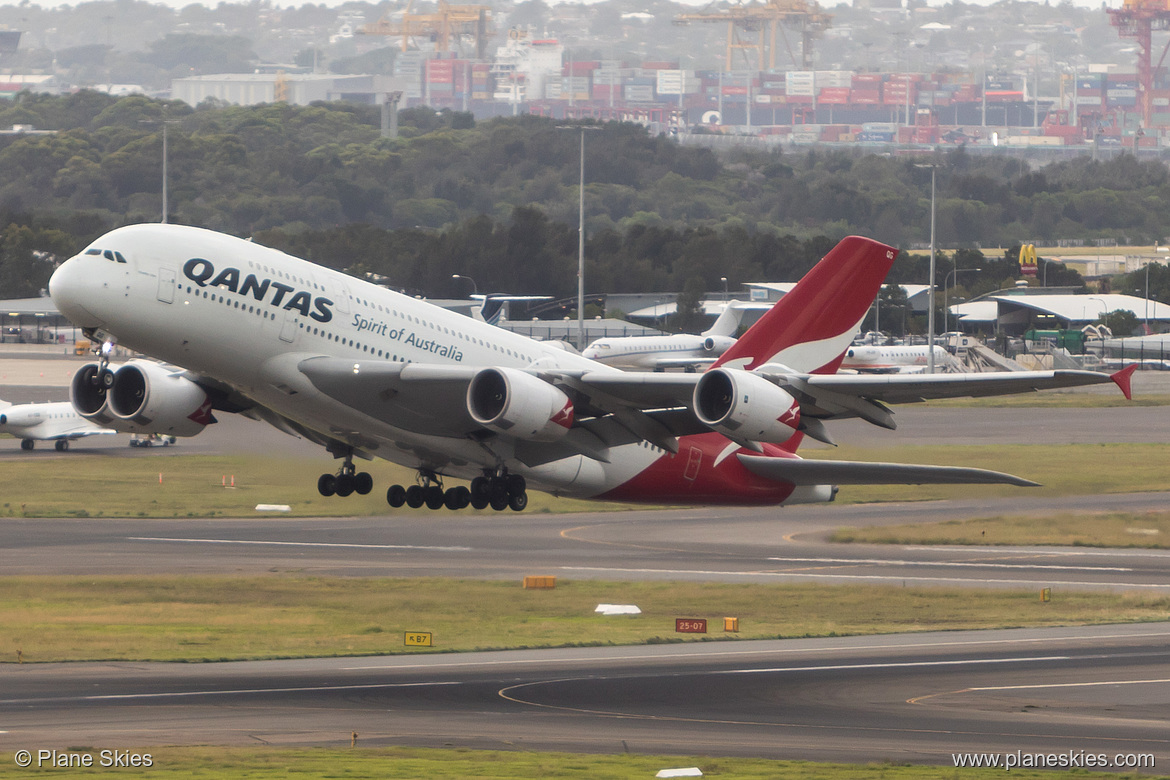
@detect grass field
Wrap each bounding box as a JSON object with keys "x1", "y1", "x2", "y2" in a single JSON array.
[
  {"x1": 4, "y1": 576, "x2": 1168, "y2": 664},
  {"x1": 832, "y1": 510, "x2": 1170, "y2": 549},
  {"x1": 2, "y1": 746, "x2": 1161, "y2": 780},
  {"x1": 1, "y1": 442, "x2": 1169, "y2": 518}
]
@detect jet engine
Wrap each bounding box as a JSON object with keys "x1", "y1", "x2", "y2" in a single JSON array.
[
  {"x1": 70, "y1": 360, "x2": 213, "y2": 437},
  {"x1": 693, "y1": 367, "x2": 801, "y2": 444},
  {"x1": 70, "y1": 362, "x2": 122, "y2": 426},
  {"x1": 467, "y1": 367, "x2": 574, "y2": 441},
  {"x1": 702, "y1": 337, "x2": 716, "y2": 352}
]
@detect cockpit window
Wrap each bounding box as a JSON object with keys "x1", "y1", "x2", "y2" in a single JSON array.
[{"x1": 89, "y1": 249, "x2": 127, "y2": 263}]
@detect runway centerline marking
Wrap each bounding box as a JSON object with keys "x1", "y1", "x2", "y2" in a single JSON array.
[
  {"x1": 127, "y1": 537, "x2": 472, "y2": 553},
  {"x1": 766, "y1": 556, "x2": 1131, "y2": 572},
  {"x1": 560, "y1": 566, "x2": 1170, "y2": 589}
]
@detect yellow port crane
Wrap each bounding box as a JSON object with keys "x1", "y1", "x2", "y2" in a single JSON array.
[
  {"x1": 674, "y1": 0, "x2": 832, "y2": 71},
  {"x1": 358, "y1": 1, "x2": 495, "y2": 60}
]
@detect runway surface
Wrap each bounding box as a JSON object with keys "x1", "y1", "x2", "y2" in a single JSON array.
[
  {"x1": 3, "y1": 366, "x2": 1168, "y2": 767},
  {"x1": 4, "y1": 494, "x2": 1170, "y2": 590},
  {"x1": 2, "y1": 624, "x2": 1167, "y2": 765}
]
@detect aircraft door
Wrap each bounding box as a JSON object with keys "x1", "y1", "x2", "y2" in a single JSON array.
[
  {"x1": 683, "y1": 446, "x2": 702, "y2": 481},
  {"x1": 157, "y1": 267, "x2": 175, "y2": 304},
  {"x1": 279, "y1": 310, "x2": 299, "y2": 343}
]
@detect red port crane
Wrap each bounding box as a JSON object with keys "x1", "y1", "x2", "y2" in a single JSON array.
[{"x1": 1108, "y1": 0, "x2": 1170, "y2": 127}]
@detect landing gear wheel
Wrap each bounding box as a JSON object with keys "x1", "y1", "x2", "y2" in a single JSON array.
[
  {"x1": 405, "y1": 485, "x2": 425, "y2": 508},
  {"x1": 443, "y1": 487, "x2": 466, "y2": 510},
  {"x1": 424, "y1": 485, "x2": 445, "y2": 510},
  {"x1": 55, "y1": 440, "x2": 69, "y2": 452},
  {"x1": 354, "y1": 472, "x2": 373, "y2": 495},
  {"x1": 100, "y1": 368, "x2": 115, "y2": 389},
  {"x1": 386, "y1": 484, "x2": 406, "y2": 508},
  {"x1": 505, "y1": 474, "x2": 526, "y2": 497},
  {"x1": 508, "y1": 491, "x2": 528, "y2": 512},
  {"x1": 452, "y1": 485, "x2": 471, "y2": 508},
  {"x1": 317, "y1": 473, "x2": 336, "y2": 497},
  {"x1": 20, "y1": 439, "x2": 33, "y2": 451},
  {"x1": 489, "y1": 478, "x2": 509, "y2": 511},
  {"x1": 335, "y1": 473, "x2": 355, "y2": 497},
  {"x1": 470, "y1": 477, "x2": 491, "y2": 509}
]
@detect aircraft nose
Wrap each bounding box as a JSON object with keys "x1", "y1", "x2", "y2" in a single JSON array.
[{"x1": 49, "y1": 256, "x2": 101, "y2": 328}]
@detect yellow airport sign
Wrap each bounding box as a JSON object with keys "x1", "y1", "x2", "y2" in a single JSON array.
[{"x1": 404, "y1": 631, "x2": 433, "y2": 647}]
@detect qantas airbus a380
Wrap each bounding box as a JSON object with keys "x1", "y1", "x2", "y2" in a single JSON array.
[{"x1": 48, "y1": 225, "x2": 1133, "y2": 512}]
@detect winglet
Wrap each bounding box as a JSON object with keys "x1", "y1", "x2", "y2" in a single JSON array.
[{"x1": 1110, "y1": 363, "x2": 1137, "y2": 401}]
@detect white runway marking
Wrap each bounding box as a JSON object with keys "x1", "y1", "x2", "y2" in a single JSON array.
[
  {"x1": 718, "y1": 656, "x2": 1071, "y2": 675},
  {"x1": 127, "y1": 537, "x2": 472, "y2": 552},
  {"x1": 969, "y1": 678, "x2": 1170, "y2": 692},
  {"x1": 912, "y1": 546, "x2": 1170, "y2": 559},
  {"x1": 2, "y1": 681, "x2": 461, "y2": 705},
  {"x1": 560, "y1": 566, "x2": 1170, "y2": 589},
  {"x1": 766, "y1": 556, "x2": 1132, "y2": 572}
]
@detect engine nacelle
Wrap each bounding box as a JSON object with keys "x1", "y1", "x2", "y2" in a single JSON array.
[
  {"x1": 467, "y1": 367, "x2": 574, "y2": 442},
  {"x1": 70, "y1": 362, "x2": 121, "y2": 426},
  {"x1": 693, "y1": 367, "x2": 801, "y2": 444},
  {"x1": 105, "y1": 361, "x2": 214, "y2": 437},
  {"x1": 702, "y1": 336, "x2": 716, "y2": 352}
]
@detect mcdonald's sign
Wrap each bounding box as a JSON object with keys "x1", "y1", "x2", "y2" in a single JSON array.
[{"x1": 1019, "y1": 244, "x2": 1038, "y2": 277}]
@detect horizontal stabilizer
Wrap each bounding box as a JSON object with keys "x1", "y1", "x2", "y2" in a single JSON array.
[{"x1": 737, "y1": 454, "x2": 1039, "y2": 487}]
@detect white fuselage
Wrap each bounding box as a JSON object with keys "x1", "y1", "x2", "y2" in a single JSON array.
[
  {"x1": 0, "y1": 400, "x2": 113, "y2": 442},
  {"x1": 581, "y1": 333, "x2": 736, "y2": 370},
  {"x1": 49, "y1": 225, "x2": 666, "y2": 498},
  {"x1": 840, "y1": 344, "x2": 951, "y2": 374}
]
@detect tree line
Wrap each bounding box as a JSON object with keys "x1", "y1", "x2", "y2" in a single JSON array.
[{"x1": 1, "y1": 92, "x2": 1169, "y2": 333}]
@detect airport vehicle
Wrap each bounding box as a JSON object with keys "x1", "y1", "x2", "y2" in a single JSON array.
[
  {"x1": 0, "y1": 399, "x2": 116, "y2": 451},
  {"x1": 840, "y1": 344, "x2": 958, "y2": 373},
  {"x1": 581, "y1": 300, "x2": 754, "y2": 371},
  {"x1": 129, "y1": 433, "x2": 177, "y2": 448},
  {"x1": 48, "y1": 225, "x2": 1131, "y2": 512}
]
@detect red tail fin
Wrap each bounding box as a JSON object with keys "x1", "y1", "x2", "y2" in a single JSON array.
[
  {"x1": 1110, "y1": 363, "x2": 1137, "y2": 401},
  {"x1": 712, "y1": 236, "x2": 899, "y2": 374}
]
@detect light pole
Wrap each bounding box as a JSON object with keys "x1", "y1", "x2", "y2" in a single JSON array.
[
  {"x1": 915, "y1": 164, "x2": 938, "y2": 372},
  {"x1": 140, "y1": 117, "x2": 181, "y2": 223},
  {"x1": 451, "y1": 273, "x2": 478, "y2": 296},
  {"x1": 943, "y1": 267, "x2": 980, "y2": 334},
  {"x1": 557, "y1": 124, "x2": 601, "y2": 350}
]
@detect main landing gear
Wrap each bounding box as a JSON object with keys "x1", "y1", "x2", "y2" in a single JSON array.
[
  {"x1": 317, "y1": 452, "x2": 373, "y2": 498},
  {"x1": 385, "y1": 471, "x2": 528, "y2": 512}
]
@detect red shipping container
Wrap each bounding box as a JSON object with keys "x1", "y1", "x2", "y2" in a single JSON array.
[
  {"x1": 852, "y1": 74, "x2": 883, "y2": 85},
  {"x1": 642, "y1": 61, "x2": 678, "y2": 70},
  {"x1": 850, "y1": 89, "x2": 880, "y2": 101},
  {"x1": 565, "y1": 61, "x2": 599, "y2": 75}
]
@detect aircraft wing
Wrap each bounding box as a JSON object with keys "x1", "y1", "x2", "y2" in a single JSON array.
[
  {"x1": 47, "y1": 424, "x2": 117, "y2": 440},
  {"x1": 737, "y1": 454, "x2": 1039, "y2": 486},
  {"x1": 646, "y1": 357, "x2": 718, "y2": 370},
  {"x1": 297, "y1": 356, "x2": 1131, "y2": 460}
]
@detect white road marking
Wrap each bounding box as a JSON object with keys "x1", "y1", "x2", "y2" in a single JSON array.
[
  {"x1": 968, "y1": 678, "x2": 1170, "y2": 692},
  {"x1": 560, "y1": 566, "x2": 1170, "y2": 589},
  {"x1": 2, "y1": 681, "x2": 461, "y2": 705},
  {"x1": 718, "y1": 656, "x2": 1071, "y2": 675},
  {"x1": 766, "y1": 556, "x2": 1132, "y2": 572},
  {"x1": 127, "y1": 537, "x2": 471, "y2": 552},
  {"x1": 912, "y1": 546, "x2": 1170, "y2": 559}
]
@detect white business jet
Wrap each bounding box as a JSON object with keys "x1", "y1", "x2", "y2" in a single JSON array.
[
  {"x1": 0, "y1": 399, "x2": 116, "y2": 451},
  {"x1": 582, "y1": 300, "x2": 757, "y2": 372},
  {"x1": 47, "y1": 225, "x2": 1132, "y2": 512}
]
